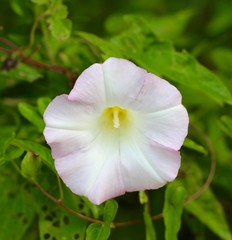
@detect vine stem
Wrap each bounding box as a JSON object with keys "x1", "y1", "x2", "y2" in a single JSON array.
[
  {"x1": 0, "y1": 37, "x2": 76, "y2": 85},
  {"x1": 28, "y1": 10, "x2": 50, "y2": 49},
  {"x1": 32, "y1": 179, "x2": 103, "y2": 224},
  {"x1": 184, "y1": 123, "x2": 216, "y2": 204}
]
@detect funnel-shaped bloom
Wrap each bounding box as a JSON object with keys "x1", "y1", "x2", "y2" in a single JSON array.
[{"x1": 43, "y1": 57, "x2": 189, "y2": 205}]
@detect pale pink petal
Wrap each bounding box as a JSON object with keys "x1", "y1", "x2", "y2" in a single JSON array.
[
  {"x1": 69, "y1": 63, "x2": 105, "y2": 109},
  {"x1": 136, "y1": 105, "x2": 189, "y2": 150},
  {"x1": 44, "y1": 128, "x2": 95, "y2": 159},
  {"x1": 55, "y1": 132, "x2": 125, "y2": 205},
  {"x1": 102, "y1": 58, "x2": 147, "y2": 107},
  {"x1": 130, "y1": 73, "x2": 182, "y2": 112},
  {"x1": 55, "y1": 130, "x2": 180, "y2": 205},
  {"x1": 44, "y1": 94, "x2": 100, "y2": 130},
  {"x1": 120, "y1": 135, "x2": 180, "y2": 191}
]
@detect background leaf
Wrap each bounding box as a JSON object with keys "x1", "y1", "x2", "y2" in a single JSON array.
[{"x1": 163, "y1": 183, "x2": 186, "y2": 240}]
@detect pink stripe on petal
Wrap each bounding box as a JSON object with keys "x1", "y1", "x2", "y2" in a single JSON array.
[
  {"x1": 130, "y1": 73, "x2": 182, "y2": 112},
  {"x1": 44, "y1": 94, "x2": 100, "y2": 130},
  {"x1": 102, "y1": 57, "x2": 147, "y2": 107},
  {"x1": 69, "y1": 63, "x2": 106, "y2": 109},
  {"x1": 138, "y1": 105, "x2": 189, "y2": 151}
]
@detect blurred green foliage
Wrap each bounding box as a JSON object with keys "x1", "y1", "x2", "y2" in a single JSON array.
[{"x1": 0, "y1": 0, "x2": 232, "y2": 239}]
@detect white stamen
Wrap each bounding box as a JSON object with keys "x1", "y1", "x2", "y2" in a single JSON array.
[{"x1": 113, "y1": 108, "x2": 120, "y2": 128}]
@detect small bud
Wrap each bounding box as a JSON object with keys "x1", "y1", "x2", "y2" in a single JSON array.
[
  {"x1": 21, "y1": 151, "x2": 41, "y2": 179},
  {"x1": 139, "y1": 191, "x2": 148, "y2": 204},
  {"x1": 2, "y1": 57, "x2": 18, "y2": 71}
]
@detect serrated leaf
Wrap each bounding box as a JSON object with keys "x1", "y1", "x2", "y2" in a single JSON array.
[
  {"x1": 49, "y1": 18, "x2": 72, "y2": 41},
  {"x1": 11, "y1": 139, "x2": 55, "y2": 172},
  {"x1": 183, "y1": 138, "x2": 207, "y2": 155},
  {"x1": 18, "y1": 102, "x2": 45, "y2": 132},
  {"x1": 164, "y1": 183, "x2": 186, "y2": 240}
]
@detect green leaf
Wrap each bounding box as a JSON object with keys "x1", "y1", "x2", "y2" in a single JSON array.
[
  {"x1": 103, "y1": 199, "x2": 118, "y2": 224},
  {"x1": 0, "y1": 133, "x2": 24, "y2": 165},
  {"x1": 0, "y1": 145, "x2": 24, "y2": 165},
  {"x1": 143, "y1": 203, "x2": 156, "y2": 240},
  {"x1": 219, "y1": 115, "x2": 232, "y2": 138},
  {"x1": 0, "y1": 166, "x2": 35, "y2": 240},
  {"x1": 1, "y1": 62, "x2": 42, "y2": 82},
  {"x1": 86, "y1": 223, "x2": 105, "y2": 240},
  {"x1": 10, "y1": 0, "x2": 24, "y2": 16},
  {"x1": 183, "y1": 138, "x2": 207, "y2": 155},
  {"x1": 39, "y1": 209, "x2": 87, "y2": 240},
  {"x1": 11, "y1": 139, "x2": 55, "y2": 172},
  {"x1": 48, "y1": 18, "x2": 72, "y2": 41},
  {"x1": 0, "y1": 133, "x2": 14, "y2": 157},
  {"x1": 185, "y1": 190, "x2": 232, "y2": 240},
  {"x1": 163, "y1": 183, "x2": 186, "y2": 240},
  {"x1": 120, "y1": 11, "x2": 193, "y2": 41},
  {"x1": 138, "y1": 43, "x2": 232, "y2": 105},
  {"x1": 18, "y1": 102, "x2": 45, "y2": 132},
  {"x1": 31, "y1": 0, "x2": 48, "y2": 5},
  {"x1": 37, "y1": 97, "x2": 51, "y2": 115},
  {"x1": 86, "y1": 200, "x2": 118, "y2": 240},
  {"x1": 51, "y1": 4, "x2": 68, "y2": 19},
  {"x1": 182, "y1": 161, "x2": 231, "y2": 240},
  {"x1": 87, "y1": 222, "x2": 111, "y2": 240}
]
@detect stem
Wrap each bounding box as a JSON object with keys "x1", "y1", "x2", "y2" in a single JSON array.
[
  {"x1": 0, "y1": 37, "x2": 76, "y2": 85},
  {"x1": 56, "y1": 173, "x2": 64, "y2": 202},
  {"x1": 184, "y1": 124, "x2": 216, "y2": 204},
  {"x1": 0, "y1": 47, "x2": 12, "y2": 54},
  {"x1": 0, "y1": 37, "x2": 17, "y2": 49},
  {"x1": 32, "y1": 179, "x2": 103, "y2": 224},
  {"x1": 28, "y1": 10, "x2": 50, "y2": 49}
]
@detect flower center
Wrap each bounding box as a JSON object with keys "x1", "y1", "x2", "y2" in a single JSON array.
[{"x1": 100, "y1": 106, "x2": 128, "y2": 130}]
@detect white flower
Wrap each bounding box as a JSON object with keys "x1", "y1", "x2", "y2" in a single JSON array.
[{"x1": 43, "y1": 57, "x2": 189, "y2": 205}]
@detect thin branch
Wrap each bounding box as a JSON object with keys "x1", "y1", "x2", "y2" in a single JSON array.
[
  {"x1": 184, "y1": 124, "x2": 216, "y2": 204},
  {"x1": 0, "y1": 37, "x2": 17, "y2": 49},
  {"x1": 32, "y1": 179, "x2": 103, "y2": 224},
  {"x1": 28, "y1": 11, "x2": 50, "y2": 49},
  {"x1": 0, "y1": 47, "x2": 12, "y2": 54},
  {"x1": 56, "y1": 173, "x2": 64, "y2": 202},
  {"x1": 0, "y1": 37, "x2": 76, "y2": 85}
]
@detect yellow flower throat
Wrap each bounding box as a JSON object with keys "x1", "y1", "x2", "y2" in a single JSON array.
[{"x1": 101, "y1": 106, "x2": 128, "y2": 129}]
